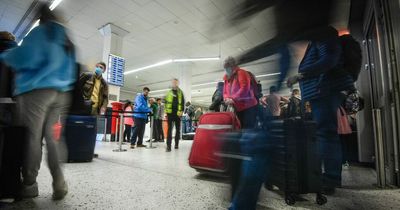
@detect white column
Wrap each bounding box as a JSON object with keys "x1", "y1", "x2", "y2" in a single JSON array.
[
  {"x1": 99, "y1": 23, "x2": 129, "y2": 105},
  {"x1": 178, "y1": 63, "x2": 192, "y2": 103}
]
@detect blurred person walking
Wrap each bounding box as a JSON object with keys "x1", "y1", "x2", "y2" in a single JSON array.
[
  {"x1": 81, "y1": 62, "x2": 109, "y2": 116},
  {"x1": 183, "y1": 101, "x2": 195, "y2": 133},
  {"x1": 131, "y1": 87, "x2": 151, "y2": 149},
  {"x1": 286, "y1": 89, "x2": 302, "y2": 118},
  {"x1": 123, "y1": 100, "x2": 134, "y2": 142},
  {"x1": 0, "y1": 4, "x2": 76, "y2": 200},
  {"x1": 287, "y1": 26, "x2": 356, "y2": 195},
  {"x1": 165, "y1": 79, "x2": 185, "y2": 152}
]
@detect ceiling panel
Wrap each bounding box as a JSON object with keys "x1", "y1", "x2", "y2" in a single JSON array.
[{"x1": 0, "y1": 0, "x2": 351, "y2": 105}]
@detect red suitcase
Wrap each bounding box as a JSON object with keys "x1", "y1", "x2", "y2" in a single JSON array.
[{"x1": 188, "y1": 111, "x2": 240, "y2": 173}]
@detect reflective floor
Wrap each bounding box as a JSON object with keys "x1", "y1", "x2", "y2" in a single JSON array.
[{"x1": 2, "y1": 141, "x2": 400, "y2": 210}]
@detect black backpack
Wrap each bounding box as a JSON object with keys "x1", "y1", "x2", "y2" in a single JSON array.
[
  {"x1": 340, "y1": 34, "x2": 362, "y2": 81},
  {"x1": 247, "y1": 71, "x2": 263, "y2": 99}
]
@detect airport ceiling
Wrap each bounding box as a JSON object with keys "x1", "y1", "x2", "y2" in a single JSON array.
[{"x1": 0, "y1": 0, "x2": 350, "y2": 105}]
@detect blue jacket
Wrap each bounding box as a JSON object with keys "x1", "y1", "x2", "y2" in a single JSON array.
[
  {"x1": 0, "y1": 21, "x2": 76, "y2": 96},
  {"x1": 133, "y1": 93, "x2": 151, "y2": 119},
  {"x1": 299, "y1": 35, "x2": 354, "y2": 100}
]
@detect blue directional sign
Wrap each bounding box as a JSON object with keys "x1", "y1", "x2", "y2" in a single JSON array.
[{"x1": 107, "y1": 54, "x2": 125, "y2": 87}]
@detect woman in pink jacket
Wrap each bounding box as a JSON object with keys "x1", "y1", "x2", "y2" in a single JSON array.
[
  {"x1": 223, "y1": 56, "x2": 258, "y2": 129},
  {"x1": 123, "y1": 101, "x2": 134, "y2": 142}
]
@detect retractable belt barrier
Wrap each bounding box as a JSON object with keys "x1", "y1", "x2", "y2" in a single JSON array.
[{"x1": 98, "y1": 110, "x2": 152, "y2": 152}]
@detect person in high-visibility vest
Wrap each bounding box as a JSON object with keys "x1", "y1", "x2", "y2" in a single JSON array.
[{"x1": 164, "y1": 78, "x2": 185, "y2": 152}]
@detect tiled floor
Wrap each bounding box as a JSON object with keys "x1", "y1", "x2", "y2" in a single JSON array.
[{"x1": 2, "y1": 140, "x2": 400, "y2": 210}]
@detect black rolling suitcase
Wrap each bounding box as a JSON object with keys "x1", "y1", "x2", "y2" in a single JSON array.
[
  {"x1": 65, "y1": 115, "x2": 97, "y2": 162},
  {"x1": 266, "y1": 118, "x2": 327, "y2": 206},
  {"x1": 0, "y1": 98, "x2": 27, "y2": 200},
  {"x1": 0, "y1": 126, "x2": 26, "y2": 200}
]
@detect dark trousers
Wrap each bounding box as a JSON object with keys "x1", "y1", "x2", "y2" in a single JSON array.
[
  {"x1": 131, "y1": 117, "x2": 146, "y2": 145},
  {"x1": 236, "y1": 105, "x2": 258, "y2": 129},
  {"x1": 156, "y1": 119, "x2": 164, "y2": 140},
  {"x1": 151, "y1": 118, "x2": 158, "y2": 140},
  {"x1": 167, "y1": 114, "x2": 181, "y2": 147},
  {"x1": 311, "y1": 93, "x2": 343, "y2": 188},
  {"x1": 124, "y1": 124, "x2": 132, "y2": 142}
]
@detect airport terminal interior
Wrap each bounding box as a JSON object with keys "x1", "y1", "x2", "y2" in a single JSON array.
[{"x1": 1, "y1": 0, "x2": 400, "y2": 209}]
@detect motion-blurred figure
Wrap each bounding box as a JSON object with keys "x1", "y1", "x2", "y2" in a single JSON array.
[
  {"x1": 0, "y1": 31, "x2": 17, "y2": 99},
  {"x1": 287, "y1": 26, "x2": 355, "y2": 195},
  {"x1": 286, "y1": 89, "x2": 302, "y2": 118},
  {"x1": 220, "y1": 0, "x2": 335, "y2": 90},
  {"x1": 209, "y1": 82, "x2": 224, "y2": 112},
  {"x1": 0, "y1": 4, "x2": 76, "y2": 200},
  {"x1": 81, "y1": 62, "x2": 109, "y2": 115}
]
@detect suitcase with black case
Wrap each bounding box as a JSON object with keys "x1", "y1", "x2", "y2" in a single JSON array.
[
  {"x1": 266, "y1": 118, "x2": 327, "y2": 206},
  {"x1": 65, "y1": 115, "x2": 97, "y2": 162},
  {"x1": 0, "y1": 98, "x2": 27, "y2": 200}
]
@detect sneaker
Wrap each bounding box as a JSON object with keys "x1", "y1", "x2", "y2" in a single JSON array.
[
  {"x1": 130, "y1": 144, "x2": 135, "y2": 149},
  {"x1": 20, "y1": 182, "x2": 39, "y2": 199},
  {"x1": 166, "y1": 146, "x2": 171, "y2": 152},
  {"x1": 52, "y1": 181, "x2": 68, "y2": 200},
  {"x1": 137, "y1": 144, "x2": 147, "y2": 148}
]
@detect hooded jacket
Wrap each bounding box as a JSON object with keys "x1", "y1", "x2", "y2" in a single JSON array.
[{"x1": 133, "y1": 93, "x2": 151, "y2": 119}]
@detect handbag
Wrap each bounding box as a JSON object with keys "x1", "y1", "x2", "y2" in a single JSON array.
[{"x1": 337, "y1": 106, "x2": 352, "y2": 135}]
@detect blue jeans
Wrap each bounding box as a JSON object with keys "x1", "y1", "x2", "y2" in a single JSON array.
[
  {"x1": 229, "y1": 130, "x2": 270, "y2": 210},
  {"x1": 310, "y1": 93, "x2": 343, "y2": 188}
]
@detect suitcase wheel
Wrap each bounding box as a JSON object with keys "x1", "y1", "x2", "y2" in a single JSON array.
[
  {"x1": 316, "y1": 193, "x2": 327, "y2": 205},
  {"x1": 285, "y1": 193, "x2": 296, "y2": 206}
]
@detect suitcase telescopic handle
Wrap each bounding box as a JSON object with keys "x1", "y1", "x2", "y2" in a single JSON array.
[{"x1": 219, "y1": 104, "x2": 235, "y2": 113}]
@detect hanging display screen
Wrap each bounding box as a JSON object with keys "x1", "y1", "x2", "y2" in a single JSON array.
[{"x1": 107, "y1": 54, "x2": 125, "y2": 87}]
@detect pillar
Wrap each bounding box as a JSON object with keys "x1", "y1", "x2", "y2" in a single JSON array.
[
  {"x1": 99, "y1": 23, "x2": 129, "y2": 105},
  {"x1": 178, "y1": 63, "x2": 192, "y2": 103}
]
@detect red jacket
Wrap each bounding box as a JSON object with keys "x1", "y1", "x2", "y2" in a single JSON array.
[{"x1": 223, "y1": 67, "x2": 258, "y2": 112}]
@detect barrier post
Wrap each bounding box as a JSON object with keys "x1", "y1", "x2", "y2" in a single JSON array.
[
  {"x1": 113, "y1": 113, "x2": 127, "y2": 152},
  {"x1": 103, "y1": 117, "x2": 107, "y2": 141},
  {"x1": 147, "y1": 115, "x2": 156, "y2": 149}
]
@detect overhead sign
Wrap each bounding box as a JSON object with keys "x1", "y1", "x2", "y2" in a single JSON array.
[{"x1": 107, "y1": 54, "x2": 125, "y2": 87}]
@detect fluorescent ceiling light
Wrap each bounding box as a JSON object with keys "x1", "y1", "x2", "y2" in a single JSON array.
[
  {"x1": 256, "y1": 73, "x2": 281, "y2": 78},
  {"x1": 142, "y1": 72, "x2": 279, "y2": 94},
  {"x1": 125, "y1": 60, "x2": 173, "y2": 75},
  {"x1": 124, "y1": 57, "x2": 220, "y2": 75},
  {"x1": 173, "y1": 57, "x2": 220, "y2": 62},
  {"x1": 49, "y1": 0, "x2": 63, "y2": 11},
  {"x1": 150, "y1": 88, "x2": 170, "y2": 93},
  {"x1": 192, "y1": 81, "x2": 218, "y2": 87},
  {"x1": 18, "y1": 0, "x2": 63, "y2": 45}
]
